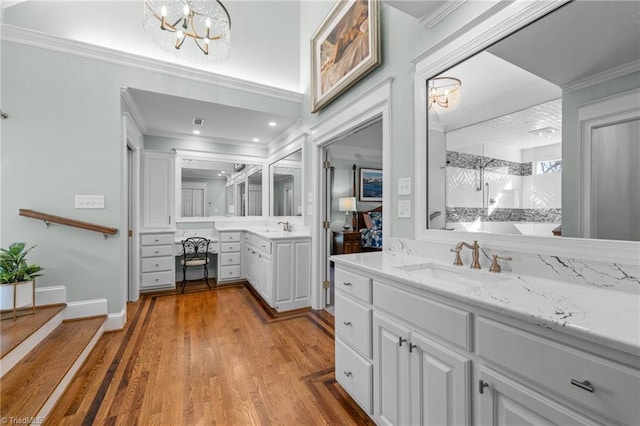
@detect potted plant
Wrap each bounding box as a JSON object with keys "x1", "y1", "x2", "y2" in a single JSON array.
[{"x1": 0, "y1": 242, "x2": 43, "y2": 319}]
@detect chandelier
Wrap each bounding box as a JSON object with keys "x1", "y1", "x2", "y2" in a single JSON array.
[
  {"x1": 428, "y1": 77, "x2": 462, "y2": 111},
  {"x1": 143, "y1": 0, "x2": 231, "y2": 64}
]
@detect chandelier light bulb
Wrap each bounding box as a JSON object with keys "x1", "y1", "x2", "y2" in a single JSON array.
[
  {"x1": 205, "y1": 17, "x2": 211, "y2": 28},
  {"x1": 160, "y1": 5, "x2": 167, "y2": 16},
  {"x1": 183, "y1": 4, "x2": 190, "y2": 16}
]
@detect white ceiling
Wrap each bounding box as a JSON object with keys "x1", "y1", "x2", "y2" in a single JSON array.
[{"x1": 126, "y1": 88, "x2": 300, "y2": 146}]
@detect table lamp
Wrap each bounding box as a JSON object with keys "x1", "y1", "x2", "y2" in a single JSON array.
[{"x1": 339, "y1": 197, "x2": 356, "y2": 230}]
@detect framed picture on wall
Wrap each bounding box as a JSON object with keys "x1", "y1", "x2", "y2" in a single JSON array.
[
  {"x1": 310, "y1": 0, "x2": 381, "y2": 113},
  {"x1": 359, "y1": 168, "x2": 382, "y2": 201}
]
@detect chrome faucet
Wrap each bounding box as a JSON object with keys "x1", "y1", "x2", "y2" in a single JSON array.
[
  {"x1": 454, "y1": 240, "x2": 481, "y2": 269},
  {"x1": 277, "y1": 221, "x2": 292, "y2": 232}
]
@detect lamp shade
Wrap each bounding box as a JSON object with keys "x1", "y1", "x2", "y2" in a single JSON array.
[{"x1": 339, "y1": 197, "x2": 357, "y2": 212}]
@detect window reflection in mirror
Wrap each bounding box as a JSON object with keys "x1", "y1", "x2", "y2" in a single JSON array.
[
  {"x1": 271, "y1": 149, "x2": 302, "y2": 216},
  {"x1": 181, "y1": 160, "x2": 233, "y2": 217},
  {"x1": 426, "y1": 0, "x2": 639, "y2": 240}
]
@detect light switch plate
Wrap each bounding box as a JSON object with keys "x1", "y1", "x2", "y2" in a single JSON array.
[
  {"x1": 398, "y1": 177, "x2": 411, "y2": 195},
  {"x1": 398, "y1": 200, "x2": 411, "y2": 218},
  {"x1": 75, "y1": 195, "x2": 105, "y2": 209}
]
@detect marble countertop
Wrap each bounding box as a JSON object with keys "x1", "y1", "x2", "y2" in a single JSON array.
[
  {"x1": 331, "y1": 251, "x2": 640, "y2": 357},
  {"x1": 214, "y1": 225, "x2": 311, "y2": 240}
]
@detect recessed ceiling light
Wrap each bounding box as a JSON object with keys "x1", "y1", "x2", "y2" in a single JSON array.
[
  {"x1": 268, "y1": 121, "x2": 277, "y2": 127},
  {"x1": 193, "y1": 130, "x2": 201, "y2": 135},
  {"x1": 252, "y1": 137, "x2": 260, "y2": 142}
]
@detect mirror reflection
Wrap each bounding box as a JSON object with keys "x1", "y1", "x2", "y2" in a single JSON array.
[
  {"x1": 427, "y1": 0, "x2": 639, "y2": 240},
  {"x1": 247, "y1": 167, "x2": 263, "y2": 216},
  {"x1": 181, "y1": 160, "x2": 233, "y2": 217},
  {"x1": 271, "y1": 149, "x2": 302, "y2": 216}
]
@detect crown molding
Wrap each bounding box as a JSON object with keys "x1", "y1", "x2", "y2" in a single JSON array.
[
  {"x1": 562, "y1": 60, "x2": 640, "y2": 93},
  {"x1": 0, "y1": 24, "x2": 304, "y2": 104},
  {"x1": 419, "y1": 0, "x2": 466, "y2": 30}
]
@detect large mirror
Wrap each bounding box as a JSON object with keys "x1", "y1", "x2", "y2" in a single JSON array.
[
  {"x1": 270, "y1": 149, "x2": 303, "y2": 216},
  {"x1": 427, "y1": 0, "x2": 639, "y2": 241},
  {"x1": 179, "y1": 156, "x2": 264, "y2": 218}
]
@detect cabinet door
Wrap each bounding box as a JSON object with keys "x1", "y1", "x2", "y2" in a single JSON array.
[
  {"x1": 258, "y1": 253, "x2": 271, "y2": 304},
  {"x1": 410, "y1": 332, "x2": 471, "y2": 426},
  {"x1": 373, "y1": 313, "x2": 411, "y2": 426},
  {"x1": 142, "y1": 151, "x2": 174, "y2": 229},
  {"x1": 478, "y1": 367, "x2": 601, "y2": 426}
]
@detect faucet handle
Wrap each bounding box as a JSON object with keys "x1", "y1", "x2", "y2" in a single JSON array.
[
  {"x1": 489, "y1": 254, "x2": 512, "y2": 273},
  {"x1": 450, "y1": 248, "x2": 463, "y2": 266}
]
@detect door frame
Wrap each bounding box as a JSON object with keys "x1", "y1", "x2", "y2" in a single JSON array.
[{"x1": 310, "y1": 78, "x2": 392, "y2": 310}]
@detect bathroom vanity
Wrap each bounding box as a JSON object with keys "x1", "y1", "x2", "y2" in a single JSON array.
[{"x1": 332, "y1": 251, "x2": 640, "y2": 426}]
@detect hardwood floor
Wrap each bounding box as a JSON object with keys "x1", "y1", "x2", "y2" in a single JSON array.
[{"x1": 47, "y1": 282, "x2": 374, "y2": 425}]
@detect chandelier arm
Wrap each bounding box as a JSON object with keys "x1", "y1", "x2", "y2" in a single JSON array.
[
  {"x1": 193, "y1": 38, "x2": 209, "y2": 55},
  {"x1": 175, "y1": 34, "x2": 187, "y2": 50}
]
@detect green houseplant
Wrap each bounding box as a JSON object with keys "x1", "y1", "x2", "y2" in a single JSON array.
[{"x1": 0, "y1": 242, "x2": 43, "y2": 318}]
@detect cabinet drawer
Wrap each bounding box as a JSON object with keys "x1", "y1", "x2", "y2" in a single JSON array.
[
  {"x1": 219, "y1": 265, "x2": 241, "y2": 280},
  {"x1": 373, "y1": 281, "x2": 472, "y2": 351},
  {"x1": 252, "y1": 237, "x2": 271, "y2": 255},
  {"x1": 336, "y1": 293, "x2": 372, "y2": 358},
  {"x1": 141, "y1": 271, "x2": 174, "y2": 288},
  {"x1": 335, "y1": 267, "x2": 372, "y2": 303},
  {"x1": 141, "y1": 233, "x2": 174, "y2": 246},
  {"x1": 219, "y1": 232, "x2": 241, "y2": 242},
  {"x1": 141, "y1": 257, "x2": 173, "y2": 273},
  {"x1": 220, "y1": 242, "x2": 240, "y2": 253},
  {"x1": 477, "y1": 317, "x2": 640, "y2": 426},
  {"x1": 336, "y1": 338, "x2": 372, "y2": 414},
  {"x1": 141, "y1": 245, "x2": 173, "y2": 257},
  {"x1": 220, "y1": 252, "x2": 240, "y2": 266}
]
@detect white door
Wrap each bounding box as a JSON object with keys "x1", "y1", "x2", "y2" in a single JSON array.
[
  {"x1": 192, "y1": 187, "x2": 205, "y2": 217},
  {"x1": 182, "y1": 188, "x2": 193, "y2": 217}
]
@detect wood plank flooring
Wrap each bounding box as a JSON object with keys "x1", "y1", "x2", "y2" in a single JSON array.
[
  {"x1": 1, "y1": 304, "x2": 65, "y2": 358},
  {"x1": 47, "y1": 283, "x2": 374, "y2": 425}
]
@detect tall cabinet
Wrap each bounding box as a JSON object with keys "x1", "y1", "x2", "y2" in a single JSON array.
[{"x1": 140, "y1": 150, "x2": 176, "y2": 291}]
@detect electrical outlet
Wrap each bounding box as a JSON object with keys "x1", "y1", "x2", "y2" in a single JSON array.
[
  {"x1": 398, "y1": 200, "x2": 411, "y2": 218},
  {"x1": 75, "y1": 195, "x2": 105, "y2": 209},
  {"x1": 398, "y1": 177, "x2": 411, "y2": 195}
]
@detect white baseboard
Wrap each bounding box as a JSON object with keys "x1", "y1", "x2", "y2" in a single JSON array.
[
  {"x1": 105, "y1": 308, "x2": 126, "y2": 331},
  {"x1": 64, "y1": 299, "x2": 108, "y2": 320},
  {"x1": 35, "y1": 286, "x2": 66, "y2": 306}
]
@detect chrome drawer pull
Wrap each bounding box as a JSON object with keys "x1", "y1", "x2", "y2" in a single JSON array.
[
  {"x1": 570, "y1": 379, "x2": 594, "y2": 393},
  {"x1": 398, "y1": 337, "x2": 407, "y2": 347},
  {"x1": 342, "y1": 282, "x2": 352, "y2": 286},
  {"x1": 343, "y1": 321, "x2": 352, "y2": 326},
  {"x1": 344, "y1": 371, "x2": 352, "y2": 377}
]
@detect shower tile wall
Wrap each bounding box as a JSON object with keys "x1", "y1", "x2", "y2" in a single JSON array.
[{"x1": 446, "y1": 146, "x2": 561, "y2": 236}]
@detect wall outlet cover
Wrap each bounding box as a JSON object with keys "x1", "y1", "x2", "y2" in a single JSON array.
[{"x1": 398, "y1": 200, "x2": 411, "y2": 218}]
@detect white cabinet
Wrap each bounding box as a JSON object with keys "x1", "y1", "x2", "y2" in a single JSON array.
[
  {"x1": 372, "y1": 312, "x2": 470, "y2": 426},
  {"x1": 140, "y1": 232, "x2": 175, "y2": 291},
  {"x1": 217, "y1": 232, "x2": 242, "y2": 282},
  {"x1": 141, "y1": 151, "x2": 175, "y2": 230},
  {"x1": 244, "y1": 233, "x2": 310, "y2": 312},
  {"x1": 478, "y1": 367, "x2": 600, "y2": 426}
]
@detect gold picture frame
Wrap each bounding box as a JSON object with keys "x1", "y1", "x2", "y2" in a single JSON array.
[{"x1": 310, "y1": 0, "x2": 381, "y2": 113}]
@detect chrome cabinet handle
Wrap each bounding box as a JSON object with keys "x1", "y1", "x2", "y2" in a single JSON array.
[
  {"x1": 342, "y1": 282, "x2": 352, "y2": 286},
  {"x1": 343, "y1": 321, "x2": 352, "y2": 326},
  {"x1": 344, "y1": 371, "x2": 352, "y2": 377},
  {"x1": 398, "y1": 337, "x2": 407, "y2": 347},
  {"x1": 479, "y1": 380, "x2": 489, "y2": 394},
  {"x1": 571, "y1": 379, "x2": 594, "y2": 393}
]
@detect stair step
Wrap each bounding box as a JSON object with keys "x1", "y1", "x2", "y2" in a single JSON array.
[
  {"x1": 1, "y1": 304, "x2": 66, "y2": 359},
  {"x1": 0, "y1": 316, "x2": 106, "y2": 421}
]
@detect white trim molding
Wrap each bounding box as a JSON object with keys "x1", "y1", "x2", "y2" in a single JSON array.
[
  {"x1": 34, "y1": 285, "x2": 66, "y2": 306},
  {"x1": 419, "y1": 0, "x2": 467, "y2": 30},
  {"x1": 1, "y1": 24, "x2": 303, "y2": 104},
  {"x1": 64, "y1": 298, "x2": 108, "y2": 321},
  {"x1": 310, "y1": 77, "x2": 393, "y2": 309},
  {"x1": 563, "y1": 60, "x2": 640, "y2": 93}
]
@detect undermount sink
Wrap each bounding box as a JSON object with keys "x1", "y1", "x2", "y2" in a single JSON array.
[{"x1": 394, "y1": 262, "x2": 509, "y2": 286}]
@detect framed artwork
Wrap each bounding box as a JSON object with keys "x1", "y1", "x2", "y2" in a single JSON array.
[
  {"x1": 359, "y1": 168, "x2": 382, "y2": 201},
  {"x1": 310, "y1": 0, "x2": 381, "y2": 113}
]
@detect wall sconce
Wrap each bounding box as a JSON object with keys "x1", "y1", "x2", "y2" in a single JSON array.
[{"x1": 339, "y1": 197, "x2": 357, "y2": 231}]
